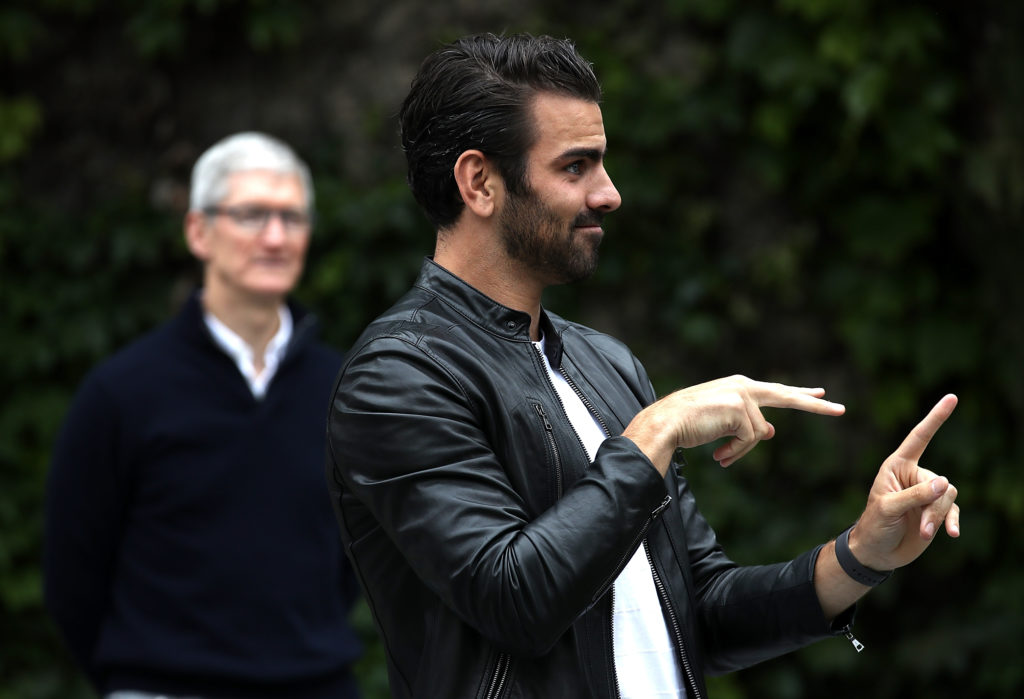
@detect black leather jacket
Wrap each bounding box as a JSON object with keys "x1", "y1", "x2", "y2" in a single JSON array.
[{"x1": 327, "y1": 259, "x2": 849, "y2": 699}]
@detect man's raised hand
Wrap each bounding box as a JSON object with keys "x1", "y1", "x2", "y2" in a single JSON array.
[
  {"x1": 847, "y1": 394, "x2": 960, "y2": 572},
  {"x1": 624, "y1": 375, "x2": 846, "y2": 475}
]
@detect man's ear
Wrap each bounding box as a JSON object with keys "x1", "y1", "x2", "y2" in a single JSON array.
[
  {"x1": 453, "y1": 149, "x2": 502, "y2": 219},
  {"x1": 183, "y1": 210, "x2": 211, "y2": 261}
]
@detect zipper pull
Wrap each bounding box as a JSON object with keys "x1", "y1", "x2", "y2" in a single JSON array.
[
  {"x1": 533, "y1": 403, "x2": 553, "y2": 431},
  {"x1": 651, "y1": 495, "x2": 672, "y2": 517},
  {"x1": 843, "y1": 627, "x2": 865, "y2": 653}
]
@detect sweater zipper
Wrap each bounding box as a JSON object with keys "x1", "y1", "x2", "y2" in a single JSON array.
[
  {"x1": 645, "y1": 542, "x2": 702, "y2": 699},
  {"x1": 483, "y1": 651, "x2": 511, "y2": 699}
]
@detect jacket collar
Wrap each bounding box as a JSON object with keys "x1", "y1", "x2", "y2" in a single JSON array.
[{"x1": 413, "y1": 257, "x2": 565, "y2": 366}]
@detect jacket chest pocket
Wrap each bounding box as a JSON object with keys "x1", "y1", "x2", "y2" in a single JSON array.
[{"x1": 499, "y1": 397, "x2": 572, "y2": 515}]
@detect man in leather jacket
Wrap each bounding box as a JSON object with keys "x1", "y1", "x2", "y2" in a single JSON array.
[{"x1": 325, "y1": 33, "x2": 961, "y2": 699}]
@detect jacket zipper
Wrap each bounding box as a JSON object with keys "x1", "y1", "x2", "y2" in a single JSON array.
[
  {"x1": 591, "y1": 495, "x2": 672, "y2": 606},
  {"x1": 532, "y1": 341, "x2": 651, "y2": 600},
  {"x1": 558, "y1": 366, "x2": 611, "y2": 441},
  {"x1": 610, "y1": 585, "x2": 622, "y2": 698},
  {"x1": 645, "y1": 542, "x2": 703, "y2": 699},
  {"x1": 530, "y1": 344, "x2": 592, "y2": 467},
  {"x1": 533, "y1": 403, "x2": 563, "y2": 498},
  {"x1": 532, "y1": 341, "x2": 680, "y2": 695},
  {"x1": 841, "y1": 624, "x2": 865, "y2": 652},
  {"x1": 483, "y1": 651, "x2": 511, "y2": 699}
]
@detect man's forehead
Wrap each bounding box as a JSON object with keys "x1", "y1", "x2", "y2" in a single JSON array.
[
  {"x1": 223, "y1": 170, "x2": 305, "y2": 200},
  {"x1": 527, "y1": 93, "x2": 608, "y2": 157}
]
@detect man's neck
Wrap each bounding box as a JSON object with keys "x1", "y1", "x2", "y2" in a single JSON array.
[
  {"x1": 434, "y1": 241, "x2": 544, "y2": 340},
  {"x1": 201, "y1": 286, "x2": 284, "y2": 368}
]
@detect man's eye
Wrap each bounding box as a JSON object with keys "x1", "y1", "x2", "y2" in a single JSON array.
[
  {"x1": 280, "y1": 211, "x2": 308, "y2": 227},
  {"x1": 566, "y1": 162, "x2": 582, "y2": 175},
  {"x1": 236, "y1": 208, "x2": 268, "y2": 226}
]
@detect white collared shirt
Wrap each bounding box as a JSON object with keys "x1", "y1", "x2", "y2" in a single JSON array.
[{"x1": 204, "y1": 304, "x2": 292, "y2": 399}]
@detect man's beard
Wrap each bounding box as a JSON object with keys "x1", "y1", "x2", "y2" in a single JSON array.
[{"x1": 497, "y1": 186, "x2": 603, "y2": 285}]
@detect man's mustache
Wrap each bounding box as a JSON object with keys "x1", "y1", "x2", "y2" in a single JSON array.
[{"x1": 573, "y1": 211, "x2": 604, "y2": 228}]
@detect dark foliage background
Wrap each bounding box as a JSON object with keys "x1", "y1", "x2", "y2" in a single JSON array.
[{"x1": 2, "y1": 1, "x2": 1021, "y2": 697}]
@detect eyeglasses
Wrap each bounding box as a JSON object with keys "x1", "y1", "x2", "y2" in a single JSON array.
[{"x1": 203, "y1": 205, "x2": 313, "y2": 233}]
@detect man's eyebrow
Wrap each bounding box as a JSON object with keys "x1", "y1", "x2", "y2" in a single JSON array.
[{"x1": 558, "y1": 146, "x2": 606, "y2": 162}]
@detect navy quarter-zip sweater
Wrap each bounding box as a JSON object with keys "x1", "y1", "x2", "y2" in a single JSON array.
[{"x1": 44, "y1": 292, "x2": 361, "y2": 698}]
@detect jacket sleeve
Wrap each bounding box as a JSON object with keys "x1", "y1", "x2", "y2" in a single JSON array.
[
  {"x1": 672, "y1": 462, "x2": 849, "y2": 674},
  {"x1": 613, "y1": 345, "x2": 848, "y2": 672},
  {"x1": 327, "y1": 334, "x2": 671, "y2": 655},
  {"x1": 43, "y1": 373, "x2": 131, "y2": 689}
]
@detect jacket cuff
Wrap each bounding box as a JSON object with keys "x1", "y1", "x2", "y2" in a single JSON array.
[{"x1": 808, "y1": 542, "x2": 859, "y2": 635}]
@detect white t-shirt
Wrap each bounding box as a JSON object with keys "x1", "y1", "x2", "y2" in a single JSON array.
[
  {"x1": 204, "y1": 304, "x2": 292, "y2": 398},
  {"x1": 533, "y1": 337, "x2": 686, "y2": 698}
]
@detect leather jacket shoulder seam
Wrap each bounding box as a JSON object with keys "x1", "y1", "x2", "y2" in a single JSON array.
[{"x1": 353, "y1": 330, "x2": 474, "y2": 407}]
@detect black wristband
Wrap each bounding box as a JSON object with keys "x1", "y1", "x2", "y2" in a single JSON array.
[{"x1": 835, "y1": 526, "x2": 893, "y2": 587}]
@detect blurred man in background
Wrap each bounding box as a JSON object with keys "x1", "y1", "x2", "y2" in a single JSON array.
[
  {"x1": 325, "y1": 33, "x2": 960, "y2": 698},
  {"x1": 44, "y1": 131, "x2": 362, "y2": 699}
]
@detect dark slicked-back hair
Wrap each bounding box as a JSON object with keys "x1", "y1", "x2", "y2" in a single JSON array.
[{"x1": 399, "y1": 33, "x2": 602, "y2": 230}]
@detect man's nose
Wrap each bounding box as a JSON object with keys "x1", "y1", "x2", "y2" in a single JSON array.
[
  {"x1": 589, "y1": 167, "x2": 622, "y2": 213},
  {"x1": 260, "y1": 214, "x2": 289, "y2": 243}
]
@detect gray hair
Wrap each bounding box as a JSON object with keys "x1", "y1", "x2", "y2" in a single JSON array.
[{"x1": 188, "y1": 131, "x2": 314, "y2": 211}]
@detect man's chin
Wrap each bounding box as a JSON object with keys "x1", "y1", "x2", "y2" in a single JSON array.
[
  {"x1": 557, "y1": 252, "x2": 600, "y2": 285},
  {"x1": 242, "y1": 276, "x2": 300, "y2": 300}
]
